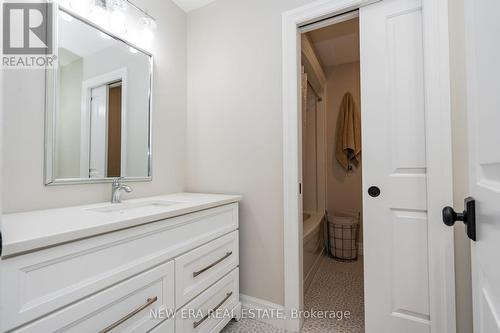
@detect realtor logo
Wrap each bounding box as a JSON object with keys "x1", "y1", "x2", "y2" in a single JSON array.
[{"x1": 2, "y1": 1, "x2": 56, "y2": 68}]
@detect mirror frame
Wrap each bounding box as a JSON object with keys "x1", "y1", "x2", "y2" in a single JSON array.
[{"x1": 45, "y1": 5, "x2": 153, "y2": 186}]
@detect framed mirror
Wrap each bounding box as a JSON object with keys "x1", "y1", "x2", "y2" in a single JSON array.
[{"x1": 45, "y1": 6, "x2": 153, "y2": 185}]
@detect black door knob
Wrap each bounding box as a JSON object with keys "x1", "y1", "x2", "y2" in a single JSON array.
[
  {"x1": 442, "y1": 197, "x2": 476, "y2": 241},
  {"x1": 368, "y1": 186, "x2": 381, "y2": 197},
  {"x1": 442, "y1": 206, "x2": 462, "y2": 226}
]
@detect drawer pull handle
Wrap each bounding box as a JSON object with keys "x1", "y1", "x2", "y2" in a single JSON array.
[
  {"x1": 193, "y1": 252, "x2": 233, "y2": 277},
  {"x1": 193, "y1": 292, "x2": 233, "y2": 329},
  {"x1": 99, "y1": 296, "x2": 158, "y2": 333}
]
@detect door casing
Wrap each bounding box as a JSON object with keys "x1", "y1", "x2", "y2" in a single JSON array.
[{"x1": 281, "y1": 0, "x2": 456, "y2": 332}]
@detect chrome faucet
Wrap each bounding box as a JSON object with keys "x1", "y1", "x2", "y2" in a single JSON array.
[{"x1": 111, "y1": 177, "x2": 133, "y2": 204}]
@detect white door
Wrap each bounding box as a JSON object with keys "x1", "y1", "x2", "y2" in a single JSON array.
[
  {"x1": 89, "y1": 85, "x2": 108, "y2": 178},
  {"x1": 361, "y1": 0, "x2": 434, "y2": 332},
  {"x1": 464, "y1": 0, "x2": 500, "y2": 331}
]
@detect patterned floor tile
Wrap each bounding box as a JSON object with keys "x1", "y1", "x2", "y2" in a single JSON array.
[
  {"x1": 221, "y1": 256, "x2": 364, "y2": 333},
  {"x1": 222, "y1": 318, "x2": 283, "y2": 333},
  {"x1": 302, "y1": 257, "x2": 364, "y2": 333}
]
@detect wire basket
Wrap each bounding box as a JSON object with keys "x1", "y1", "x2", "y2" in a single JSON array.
[{"x1": 327, "y1": 215, "x2": 360, "y2": 261}]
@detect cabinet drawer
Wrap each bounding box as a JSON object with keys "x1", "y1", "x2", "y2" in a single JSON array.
[
  {"x1": 13, "y1": 261, "x2": 175, "y2": 333},
  {"x1": 175, "y1": 269, "x2": 239, "y2": 333},
  {"x1": 175, "y1": 231, "x2": 238, "y2": 307},
  {"x1": 1, "y1": 203, "x2": 238, "y2": 332},
  {"x1": 148, "y1": 318, "x2": 174, "y2": 333}
]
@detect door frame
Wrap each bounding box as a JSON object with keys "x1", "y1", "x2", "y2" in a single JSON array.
[{"x1": 281, "y1": 0, "x2": 456, "y2": 332}]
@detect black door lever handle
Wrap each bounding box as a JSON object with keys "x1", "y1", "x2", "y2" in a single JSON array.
[{"x1": 442, "y1": 197, "x2": 476, "y2": 241}]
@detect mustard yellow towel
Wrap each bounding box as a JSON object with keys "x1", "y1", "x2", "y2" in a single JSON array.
[{"x1": 336, "y1": 92, "x2": 361, "y2": 171}]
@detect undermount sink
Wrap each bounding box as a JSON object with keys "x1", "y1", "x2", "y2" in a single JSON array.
[{"x1": 88, "y1": 200, "x2": 181, "y2": 214}]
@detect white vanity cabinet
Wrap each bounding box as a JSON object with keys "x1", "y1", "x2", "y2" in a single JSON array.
[{"x1": 0, "y1": 194, "x2": 241, "y2": 333}]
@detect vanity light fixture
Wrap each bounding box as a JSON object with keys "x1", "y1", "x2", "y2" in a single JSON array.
[
  {"x1": 96, "y1": 0, "x2": 157, "y2": 39},
  {"x1": 125, "y1": 1, "x2": 158, "y2": 39},
  {"x1": 110, "y1": 9, "x2": 127, "y2": 34},
  {"x1": 140, "y1": 15, "x2": 157, "y2": 30},
  {"x1": 106, "y1": 0, "x2": 127, "y2": 10},
  {"x1": 140, "y1": 15, "x2": 156, "y2": 42},
  {"x1": 91, "y1": 5, "x2": 110, "y2": 28}
]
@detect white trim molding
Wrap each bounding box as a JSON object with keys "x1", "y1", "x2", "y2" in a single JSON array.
[
  {"x1": 421, "y1": 0, "x2": 457, "y2": 332},
  {"x1": 282, "y1": 0, "x2": 456, "y2": 332},
  {"x1": 239, "y1": 294, "x2": 286, "y2": 330}
]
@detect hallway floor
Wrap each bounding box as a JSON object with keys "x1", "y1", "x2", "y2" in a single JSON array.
[{"x1": 222, "y1": 256, "x2": 365, "y2": 333}]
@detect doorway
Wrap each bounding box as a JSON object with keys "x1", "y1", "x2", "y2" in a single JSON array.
[
  {"x1": 301, "y1": 15, "x2": 364, "y2": 332},
  {"x1": 89, "y1": 80, "x2": 123, "y2": 178},
  {"x1": 80, "y1": 68, "x2": 128, "y2": 179},
  {"x1": 107, "y1": 82, "x2": 123, "y2": 178},
  {"x1": 282, "y1": 1, "x2": 455, "y2": 333}
]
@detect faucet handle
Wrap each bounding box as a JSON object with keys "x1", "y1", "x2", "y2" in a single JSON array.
[{"x1": 112, "y1": 177, "x2": 124, "y2": 187}]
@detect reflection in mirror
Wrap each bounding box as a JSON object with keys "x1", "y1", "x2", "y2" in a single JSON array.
[{"x1": 46, "y1": 8, "x2": 152, "y2": 184}]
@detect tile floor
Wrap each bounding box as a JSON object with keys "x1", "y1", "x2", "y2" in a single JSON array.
[{"x1": 222, "y1": 256, "x2": 364, "y2": 333}]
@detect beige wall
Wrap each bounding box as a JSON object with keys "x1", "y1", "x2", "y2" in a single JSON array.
[
  {"x1": 1, "y1": 0, "x2": 187, "y2": 213},
  {"x1": 57, "y1": 59, "x2": 83, "y2": 178},
  {"x1": 325, "y1": 63, "x2": 363, "y2": 241},
  {"x1": 186, "y1": 0, "x2": 316, "y2": 305},
  {"x1": 449, "y1": 0, "x2": 473, "y2": 332}
]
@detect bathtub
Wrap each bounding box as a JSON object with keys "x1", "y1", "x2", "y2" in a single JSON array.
[{"x1": 303, "y1": 211, "x2": 326, "y2": 293}]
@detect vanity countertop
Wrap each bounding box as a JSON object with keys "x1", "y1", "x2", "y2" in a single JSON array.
[{"x1": 1, "y1": 193, "x2": 242, "y2": 257}]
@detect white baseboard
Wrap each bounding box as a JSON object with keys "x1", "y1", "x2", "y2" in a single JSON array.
[{"x1": 239, "y1": 294, "x2": 286, "y2": 330}]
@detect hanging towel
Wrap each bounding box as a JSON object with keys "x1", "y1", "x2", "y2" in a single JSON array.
[{"x1": 335, "y1": 92, "x2": 361, "y2": 171}]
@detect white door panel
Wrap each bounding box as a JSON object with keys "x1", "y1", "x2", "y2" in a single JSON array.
[
  {"x1": 465, "y1": 0, "x2": 500, "y2": 331},
  {"x1": 361, "y1": 0, "x2": 430, "y2": 332},
  {"x1": 89, "y1": 85, "x2": 108, "y2": 178}
]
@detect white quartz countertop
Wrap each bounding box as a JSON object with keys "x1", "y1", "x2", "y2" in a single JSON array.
[{"x1": 1, "y1": 193, "x2": 242, "y2": 257}]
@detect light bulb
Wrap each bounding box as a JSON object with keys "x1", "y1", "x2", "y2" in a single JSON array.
[
  {"x1": 110, "y1": 10, "x2": 126, "y2": 34},
  {"x1": 70, "y1": 0, "x2": 93, "y2": 15},
  {"x1": 140, "y1": 16, "x2": 157, "y2": 30},
  {"x1": 106, "y1": 0, "x2": 126, "y2": 10},
  {"x1": 139, "y1": 16, "x2": 155, "y2": 45},
  {"x1": 92, "y1": 6, "x2": 109, "y2": 28}
]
